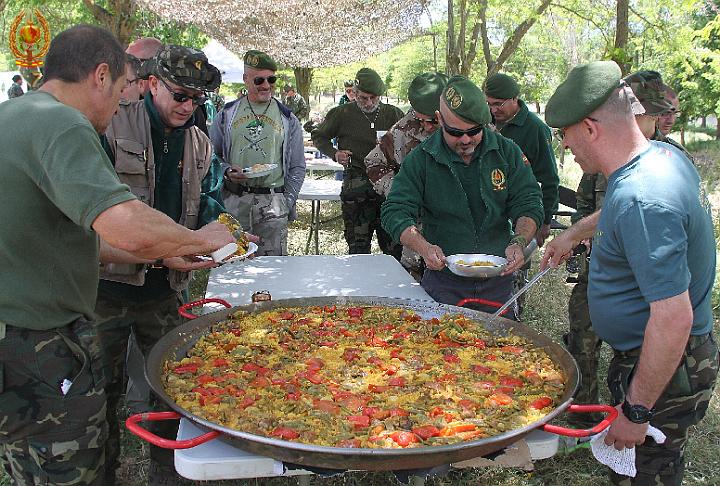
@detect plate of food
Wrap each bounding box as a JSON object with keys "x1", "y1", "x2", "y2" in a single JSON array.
[
  {"x1": 446, "y1": 254, "x2": 508, "y2": 278},
  {"x1": 198, "y1": 213, "x2": 258, "y2": 264},
  {"x1": 241, "y1": 163, "x2": 278, "y2": 178},
  {"x1": 446, "y1": 239, "x2": 539, "y2": 278}
]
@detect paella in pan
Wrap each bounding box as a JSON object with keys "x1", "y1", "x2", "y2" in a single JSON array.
[{"x1": 162, "y1": 305, "x2": 566, "y2": 449}]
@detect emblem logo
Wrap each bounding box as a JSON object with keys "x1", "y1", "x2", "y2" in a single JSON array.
[
  {"x1": 445, "y1": 87, "x2": 462, "y2": 109},
  {"x1": 521, "y1": 153, "x2": 530, "y2": 166},
  {"x1": 8, "y1": 9, "x2": 50, "y2": 68},
  {"x1": 491, "y1": 168, "x2": 506, "y2": 191},
  {"x1": 246, "y1": 54, "x2": 259, "y2": 67}
]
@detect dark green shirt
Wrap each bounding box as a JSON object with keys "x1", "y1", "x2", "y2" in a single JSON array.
[
  {"x1": 100, "y1": 94, "x2": 225, "y2": 302},
  {"x1": 311, "y1": 101, "x2": 404, "y2": 179},
  {"x1": 382, "y1": 129, "x2": 544, "y2": 261},
  {"x1": 496, "y1": 100, "x2": 559, "y2": 224}
]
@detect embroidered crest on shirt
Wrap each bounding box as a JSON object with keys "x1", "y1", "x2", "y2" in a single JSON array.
[{"x1": 491, "y1": 168, "x2": 506, "y2": 191}]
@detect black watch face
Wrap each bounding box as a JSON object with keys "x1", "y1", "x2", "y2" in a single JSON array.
[{"x1": 623, "y1": 401, "x2": 652, "y2": 423}]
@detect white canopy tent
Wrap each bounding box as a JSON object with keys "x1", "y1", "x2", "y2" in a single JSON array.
[{"x1": 203, "y1": 39, "x2": 244, "y2": 84}]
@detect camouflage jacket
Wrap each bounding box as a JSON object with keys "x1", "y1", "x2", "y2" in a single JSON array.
[
  {"x1": 7, "y1": 82, "x2": 23, "y2": 99},
  {"x1": 572, "y1": 173, "x2": 607, "y2": 224},
  {"x1": 284, "y1": 93, "x2": 309, "y2": 120},
  {"x1": 365, "y1": 110, "x2": 430, "y2": 197},
  {"x1": 652, "y1": 128, "x2": 694, "y2": 165}
]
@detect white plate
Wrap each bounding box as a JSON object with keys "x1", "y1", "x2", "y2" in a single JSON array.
[
  {"x1": 241, "y1": 164, "x2": 278, "y2": 178},
  {"x1": 446, "y1": 253, "x2": 507, "y2": 278},
  {"x1": 198, "y1": 242, "x2": 258, "y2": 265}
]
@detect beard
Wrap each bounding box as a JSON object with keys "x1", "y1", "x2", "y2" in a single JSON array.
[{"x1": 358, "y1": 99, "x2": 380, "y2": 114}]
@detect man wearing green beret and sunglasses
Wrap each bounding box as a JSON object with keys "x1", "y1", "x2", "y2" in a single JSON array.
[{"x1": 382, "y1": 76, "x2": 543, "y2": 319}]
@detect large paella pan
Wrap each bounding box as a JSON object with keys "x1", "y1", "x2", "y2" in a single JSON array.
[{"x1": 127, "y1": 296, "x2": 615, "y2": 471}]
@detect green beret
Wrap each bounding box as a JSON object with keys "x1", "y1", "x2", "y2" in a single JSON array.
[
  {"x1": 243, "y1": 49, "x2": 277, "y2": 71},
  {"x1": 408, "y1": 72, "x2": 448, "y2": 116},
  {"x1": 623, "y1": 71, "x2": 673, "y2": 116},
  {"x1": 355, "y1": 67, "x2": 384, "y2": 96},
  {"x1": 545, "y1": 61, "x2": 622, "y2": 128},
  {"x1": 154, "y1": 45, "x2": 221, "y2": 91},
  {"x1": 441, "y1": 75, "x2": 491, "y2": 126},
  {"x1": 484, "y1": 73, "x2": 520, "y2": 99}
]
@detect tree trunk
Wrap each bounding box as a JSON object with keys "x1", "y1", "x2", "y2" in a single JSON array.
[
  {"x1": 716, "y1": 117, "x2": 720, "y2": 140},
  {"x1": 701, "y1": 115, "x2": 707, "y2": 128},
  {"x1": 612, "y1": 0, "x2": 630, "y2": 74},
  {"x1": 535, "y1": 101, "x2": 541, "y2": 113},
  {"x1": 82, "y1": 0, "x2": 137, "y2": 45},
  {"x1": 293, "y1": 67, "x2": 313, "y2": 106},
  {"x1": 680, "y1": 126, "x2": 685, "y2": 146}
]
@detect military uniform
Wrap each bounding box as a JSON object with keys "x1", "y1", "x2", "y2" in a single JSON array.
[
  {"x1": 96, "y1": 45, "x2": 224, "y2": 484},
  {"x1": 6, "y1": 81, "x2": 23, "y2": 99},
  {"x1": 312, "y1": 71, "x2": 404, "y2": 256},
  {"x1": 0, "y1": 89, "x2": 136, "y2": 485},
  {"x1": 566, "y1": 172, "x2": 606, "y2": 410},
  {"x1": 284, "y1": 92, "x2": 309, "y2": 120}
]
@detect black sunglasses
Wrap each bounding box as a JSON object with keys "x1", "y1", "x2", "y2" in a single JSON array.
[
  {"x1": 442, "y1": 121, "x2": 484, "y2": 138},
  {"x1": 158, "y1": 77, "x2": 207, "y2": 106},
  {"x1": 414, "y1": 115, "x2": 438, "y2": 125},
  {"x1": 253, "y1": 75, "x2": 277, "y2": 86}
]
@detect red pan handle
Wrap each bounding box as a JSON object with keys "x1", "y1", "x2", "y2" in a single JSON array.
[
  {"x1": 125, "y1": 411, "x2": 221, "y2": 449},
  {"x1": 178, "y1": 298, "x2": 232, "y2": 320},
  {"x1": 456, "y1": 298, "x2": 511, "y2": 316},
  {"x1": 543, "y1": 404, "x2": 619, "y2": 437}
]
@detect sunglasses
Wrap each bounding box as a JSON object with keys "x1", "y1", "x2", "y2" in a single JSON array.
[
  {"x1": 414, "y1": 113, "x2": 438, "y2": 125},
  {"x1": 158, "y1": 77, "x2": 207, "y2": 106},
  {"x1": 253, "y1": 75, "x2": 277, "y2": 86},
  {"x1": 442, "y1": 121, "x2": 484, "y2": 138}
]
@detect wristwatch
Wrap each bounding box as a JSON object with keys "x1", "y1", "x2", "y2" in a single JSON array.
[{"x1": 621, "y1": 400, "x2": 655, "y2": 424}]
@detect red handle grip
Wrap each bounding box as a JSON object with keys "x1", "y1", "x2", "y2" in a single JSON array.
[
  {"x1": 125, "y1": 412, "x2": 221, "y2": 449},
  {"x1": 178, "y1": 298, "x2": 232, "y2": 320},
  {"x1": 456, "y1": 298, "x2": 511, "y2": 316},
  {"x1": 543, "y1": 404, "x2": 619, "y2": 437}
]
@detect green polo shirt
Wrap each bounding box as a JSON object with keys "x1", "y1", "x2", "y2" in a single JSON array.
[
  {"x1": 496, "y1": 100, "x2": 559, "y2": 225},
  {"x1": 0, "y1": 91, "x2": 136, "y2": 330}
]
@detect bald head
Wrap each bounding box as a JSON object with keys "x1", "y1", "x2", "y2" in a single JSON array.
[{"x1": 126, "y1": 37, "x2": 162, "y2": 60}]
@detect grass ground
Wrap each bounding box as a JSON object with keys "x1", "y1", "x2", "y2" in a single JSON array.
[{"x1": 3, "y1": 129, "x2": 717, "y2": 486}]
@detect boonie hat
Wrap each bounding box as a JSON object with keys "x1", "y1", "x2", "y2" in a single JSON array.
[
  {"x1": 623, "y1": 71, "x2": 674, "y2": 116},
  {"x1": 154, "y1": 45, "x2": 221, "y2": 91}
]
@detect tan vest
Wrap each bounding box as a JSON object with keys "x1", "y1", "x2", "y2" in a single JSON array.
[{"x1": 100, "y1": 100, "x2": 212, "y2": 291}]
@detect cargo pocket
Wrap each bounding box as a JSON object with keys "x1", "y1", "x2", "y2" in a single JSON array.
[{"x1": 115, "y1": 138, "x2": 150, "y2": 203}]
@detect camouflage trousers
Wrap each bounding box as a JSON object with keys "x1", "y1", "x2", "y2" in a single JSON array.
[
  {"x1": 565, "y1": 258, "x2": 602, "y2": 407},
  {"x1": 0, "y1": 319, "x2": 108, "y2": 485},
  {"x1": 222, "y1": 190, "x2": 289, "y2": 256},
  {"x1": 341, "y1": 175, "x2": 401, "y2": 259},
  {"x1": 607, "y1": 333, "x2": 719, "y2": 485},
  {"x1": 94, "y1": 290, "x2": 185, "y2": 483}
]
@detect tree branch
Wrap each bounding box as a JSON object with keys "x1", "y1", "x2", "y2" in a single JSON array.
[
  {"x1": 629, "y1": 4, "x2": 663, "y2": 30},
  {"x1": 493, "y1": 0, "x2": 552, "y2": 73},
  {"x1": 478, "y1": 0, "x2": 493, "y2": 72},
  {"x1": 548, "y1": 2, "x2": 611, "y2": 46}
]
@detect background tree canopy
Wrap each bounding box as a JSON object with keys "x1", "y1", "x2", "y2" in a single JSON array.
[{"x1": 0, "y1": 0, "x2": 717, "y2": 136}]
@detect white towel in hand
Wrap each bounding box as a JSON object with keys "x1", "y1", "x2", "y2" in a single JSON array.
[{"x1": 590, "y1": 425, "x2": 666, "y2": 477}]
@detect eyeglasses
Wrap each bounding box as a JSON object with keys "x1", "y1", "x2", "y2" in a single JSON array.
[
  {"x1": 487, "y1": 99, "x2": 511, "y2": 110},
  {"x1": 127, "y1": 78, "x2": 139, "y2": 85},
  {"x1": 557, "y1": 117, "x2": 600, "y2": 140},
  {"x1": 158, "y1": 77, "x2": 207, "y2": 106},
  {"x1": 442, "y1": 120, "x2": 484, "y2": 138},
  {"x1": 253, "y1": 75, "x2": 277, "y2": 86}
]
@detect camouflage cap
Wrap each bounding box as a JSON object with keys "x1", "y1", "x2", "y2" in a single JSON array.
[
  {"x1": 154, "y1": 45, "x2": 221, "y2": 91},
  {"x1": 408, "y1": 72, "x2": 448, "y2": 116},
  {"x1": 243, "y1": 49, "x2": 277, "y2": 71},
  {"x1": 545, "y1": 61, "x2": 621, "y2": 128},
  {"x1": 355, "y1": 67, "x2": 385, "y2": 96},
  {"x1": 623, "y1": 71, "x2": 673, "y2": 116},
  {"x1": 283, "y1": 84, "x2": 294, "y2": 93},
  {"x1": 484, "y1": 73, "x2": 520, "y2": 99},
  {"x1": 441, "y1": 75, "x2": 491, "y2": 126}
]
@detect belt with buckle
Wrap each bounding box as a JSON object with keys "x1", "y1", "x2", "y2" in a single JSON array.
[{"x1": 224, "y1": 181, "x2": 285, "y2": 195}]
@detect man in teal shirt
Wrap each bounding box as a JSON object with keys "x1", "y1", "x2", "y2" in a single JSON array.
[
  {"x1": 382, "y1": 76, "x2": 543, "y2": 319},
  {"x1": 542, "y1": 61, "x2": 717, "y2": 485}
]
